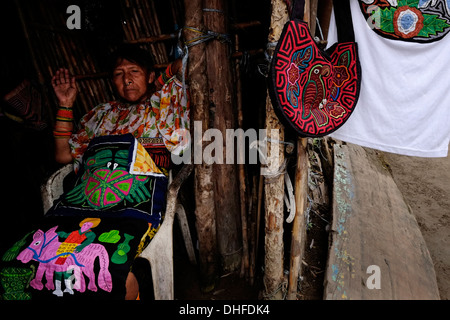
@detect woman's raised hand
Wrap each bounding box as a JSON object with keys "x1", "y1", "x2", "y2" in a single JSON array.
[{"x1": 51, "y1": 68, "x2": 77, "y2": 107}]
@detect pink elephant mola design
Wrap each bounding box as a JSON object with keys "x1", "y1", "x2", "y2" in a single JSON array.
[{"x1": 16, "y1": 226, "x2": 112, "y2": 297}]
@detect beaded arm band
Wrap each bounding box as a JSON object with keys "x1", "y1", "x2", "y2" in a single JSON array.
[
  {"x1": 157, "y1": 64, "x2": 174, "y2": 87},
  {"x1": 54, "y1": 106, "x2": 73, "y2": 138},
  {"x1": 53, "y1": 129, "x2": 72, "y2": 139},
  {"x1": 56, "y1": 106, "x2": 74, "y2": 122}
]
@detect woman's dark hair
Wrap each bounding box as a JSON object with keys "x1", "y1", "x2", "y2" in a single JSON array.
[{"x1": 108, "y1": 44, "x2": 155, "y2": 75}]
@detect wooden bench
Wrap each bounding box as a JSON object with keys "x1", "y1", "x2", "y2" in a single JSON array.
[{"x1": 324, "y1": 142, "x2": 440, "y2": 300}]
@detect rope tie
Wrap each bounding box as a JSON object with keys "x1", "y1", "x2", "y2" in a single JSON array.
[
  {"x1": 183, "y1": 26, "x2": 231, "y2": 48},
  {"x1": 257, "y1": 41, "x2": 278, "y2": 77},
  {"x1": 178, "y1": 26, "x2": 231, "y2": 99},
  {"x1": 262, "y1": 278, "x2": 288, "y2": 300},
  {"x1": 262, "y1": 159, "x2": 287, "y2": 182}
]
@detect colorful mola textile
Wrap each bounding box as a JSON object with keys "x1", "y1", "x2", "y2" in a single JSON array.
[
  {"x1": 0, "y1": 134, "x2": 169, "y2": 299},
  {"x1": 327, "y1": 0, "x2": 450, "y2": 157},
  {"x1": 358, "y1": 0, "x2": 450, "y2": 43},
  {"x1": 1, "y1": 216, "x2": 151, "y2": 300},
  {"x1": 269, "y1": 0, "x2": 361, "y2": 137},
  {"x1": 49, "y1": 134, "x2": 168, "y2": 226}
]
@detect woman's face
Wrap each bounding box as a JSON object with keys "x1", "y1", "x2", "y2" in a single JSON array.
[{"x1": 112, "y1": 58, "x2": 155, "y2": 103}]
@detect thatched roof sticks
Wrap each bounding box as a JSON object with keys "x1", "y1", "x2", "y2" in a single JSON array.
[{"x1": 124, "y1": 33, "x2": 177, "y2": 45}]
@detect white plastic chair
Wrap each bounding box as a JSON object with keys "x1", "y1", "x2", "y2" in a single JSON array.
[{"x1": 41, "y1": 163, "x2": 195, "y2": 300}]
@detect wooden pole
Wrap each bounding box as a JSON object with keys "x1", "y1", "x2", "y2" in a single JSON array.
[
  {"x1": 286, "y1": 0, "x2": 317, "y2": 300},
  {"x1": 263, "y1": 0, "x2": 289, "y2": 300},
  {"x1": 249, "y1": 174, "x2": 258, "y2": 285},
  {"x1": 287, "y1": 138, "x2": 308, "y2": 299},
  {"x1": 234, "y1": 32, "x2": 251, "y2": 280},
  {"x1": 183, "y1": 0, "x2": 219, "y2": 292},
  {"x1": 203, "y1": 0, "x2": 242, "y2": 273}
]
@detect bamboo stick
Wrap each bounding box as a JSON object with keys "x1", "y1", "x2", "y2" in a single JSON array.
[
  {"x1": 131, "y1": 0, "x2": 145, "y2": 38},
  {"x1": 120, "y1": 1, "x2": 133, "y2": 40},
  {"x1": 127, "y1": 0, "x2": 140, "y2": 40},
  {"x1": 147, "y1": 0, "x2": 168, "y2": 61},
  {"x1": 74, "y1": 72, "x2": 110, "y2": 80},
  {"x1": 78, "y1": 81, "x2": 94, "y2": 114},
  {"x1": 89, "y1": 79, "x2": 102, "y2": 107},
  {"x1": 249, "y1": 174, "x2": 259, "y2": 285},
  {"x1": 33, "y1": 32, "x2": 55, "y2": 81},
  {"x1": 136, "y1": 0, "x2": 150, "y2": 37},
  {"x1": 256, "y1": 173, "x2": 263, "y2": 266},
  {"x1": 39, "y1": 2, "x2": 99, "y2": 113},
  {"x1": 232, "y1": 20, "x2": 262, "y2": 30},
  {"x1": 234, "y1": 33, "x2": 250, "y2": 280},
  {"x1": 287, "y1": 138, "x2": 308, "y2": 300},
  {"x1": 124, "y1": 33, "x2": 177, "y2": 44},
  {"x1": 130, "y1": 0, "x2": 160, "y2": 64},
  {"x1": 286, "y1": 0, "x2": 317, "y2": 300}
]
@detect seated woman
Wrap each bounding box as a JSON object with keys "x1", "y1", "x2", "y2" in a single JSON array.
[
  {"x1": 54, "y1": 44, "x2": 187, "y2": 174},
  {"x1": 0, "y1": 45, "x2": 189, "y2": 300}
]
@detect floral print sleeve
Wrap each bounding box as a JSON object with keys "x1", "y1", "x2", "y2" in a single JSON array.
[
  {"x1": 69, "y1": 77, "x2": 189, "y2": 173},
  {"x1": 150, "y1": 78, "x2": 190, "y2": 155},
  {"x1": 69, "y1": 104, "x2": 111, "y2": 171}
]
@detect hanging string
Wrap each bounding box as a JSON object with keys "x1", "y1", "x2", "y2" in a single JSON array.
[
  {"x1": 316, "y1": 16, "x2": 324, "y2": 41},
  {"x1": 183, "y1": 26, "x2": 231, "y2": 48},
  {"x1": 202, "y1": 8, "x2": 224, "y2": 14},
  {"x1": 258, "y1": 41, "x2": 277, "y2": 77},
  {"x1": 175, "y1": 28, "x2": 190, "y2": 104},
  {"x1": 262, "y1": 278, "x2": 288, "y2": 300},
  {"x1": 284, "y1": 171, "x2": 296, "y2": 223}
]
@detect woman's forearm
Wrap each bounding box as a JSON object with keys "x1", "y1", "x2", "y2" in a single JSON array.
[{"x1": 53, "y1": 107, "x2": 74, "y2": 164}]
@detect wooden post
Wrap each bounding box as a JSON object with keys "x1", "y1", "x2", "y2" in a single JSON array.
[
  {"x1": 287, "y1": 138, "x2": 308, "y2": 299},
  {"x1": 263, "y1": 0, "x2": 289, "y2": 300},
  {"x1": 234, "y1": 32, "x2": 251, "y2": 280},
  {"x1": 286, "y1": 0, "x2": 318, "y2": 301},
  {"x1": 183, "y1": 0, "x2": 219, "y2": 292},
  {"x1": 203, "y1": 0, "x2": 242, "y2": 273}
]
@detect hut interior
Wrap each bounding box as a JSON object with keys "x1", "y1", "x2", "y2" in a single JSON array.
[{"x1": 0, "y1": 0, "x2": 334, "y2": 300}]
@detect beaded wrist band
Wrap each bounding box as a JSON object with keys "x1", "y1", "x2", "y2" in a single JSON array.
[
  {"x1": 54, "y1": 106, "x2": 73, "y2": 138},
  {"x1": 53, "y1": 129, "x2": 72, "y2": 139},
  {"x1": 56, "y1": 106, "x2": 74, "y2": 122},
  {"x1": 157, "y1": 64, "x2": 174, "y2": 86}
]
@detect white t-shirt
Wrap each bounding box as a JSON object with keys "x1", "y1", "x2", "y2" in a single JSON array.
[{"x1": 327, "y1": 0, "x2": 450, "y2": 157}]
